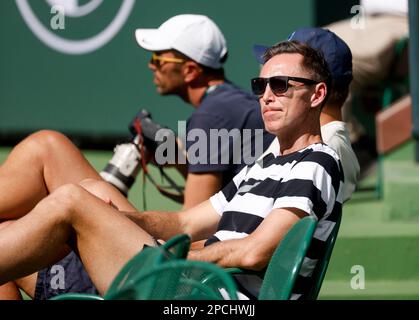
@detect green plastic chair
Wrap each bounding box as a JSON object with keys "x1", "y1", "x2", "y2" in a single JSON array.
[
  {"x1": 162, "y1": 233, "x2": 191, "y2": 259},
  {"x1": 258, "y1": 216, "x2": 318, "y2": 300},
  {"x1": 51, "y1": 234, "x2": 191, "y2": 300},
  {"x1": 105, "y1": 234, "x2": 191, "y2": 300},
  {"x1": 125, "y1": 259, "x2": 239, "y2": 300},
  {"x1": 143, "y1": 215, "x2": 315, "y2": 300},
  {"x1": 216, "y1": 216, "x2": 317, "y2": 300},
  {"x1": 305, "y1": 213, "x2": 342, "y2": 300}
]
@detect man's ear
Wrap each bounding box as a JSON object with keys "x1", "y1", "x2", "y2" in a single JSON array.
[
  {"x1": 183, "y1": 61, "x2": 203, "y2": 83},
  {"x1": 310, "y1": 82, "x2": 327, "y2": 108}
]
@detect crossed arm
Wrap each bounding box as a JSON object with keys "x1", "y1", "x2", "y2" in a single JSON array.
[
  {"x1": 184, "y1": 205, "x2": 307, "y2": 270},
  {"x1": 127, "y1": 199, "x2": 307, "y2": 271}
]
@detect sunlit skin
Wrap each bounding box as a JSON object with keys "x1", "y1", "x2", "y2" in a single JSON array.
[
  {"x1": 147, "y1": 50, "x2": 224, "y2": 109},
  {"x1": 148, "y1": 50, "x2": 186, "y2": 96},
  {"x1": 145, "y1": 49, "x2": 226, "y2": 209},
  {"x1": 259, "y1": 54, "x2": 327, "y2": 155},
  {"x1": 0, "y1": 50, "x2": 331, "y2": 299}
]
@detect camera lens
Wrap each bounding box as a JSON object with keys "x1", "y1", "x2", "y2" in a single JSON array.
[{"x1": 100, "y1": 142, "x2": 142, "y2": 196}]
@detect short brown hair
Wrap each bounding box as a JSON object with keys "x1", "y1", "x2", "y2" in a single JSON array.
[
  {"x1": 327, "y1": 83, "x2": 349, "y2": 107},
  {"x1": 263, "y1": 40, "x2": 332, "y2": 104}
]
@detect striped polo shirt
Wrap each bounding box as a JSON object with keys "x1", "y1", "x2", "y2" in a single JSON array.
[{"x1": 206, "y1": 142, "x2": 344, "y2": 299}]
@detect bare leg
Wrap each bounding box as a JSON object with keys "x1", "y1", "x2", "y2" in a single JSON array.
[
  {"x1": 0, "y1": 282, "x2": 22, "y2": 300},
  {"x1": 0, "y1": 184, "x2": 154, "y2": 295},
  {"x1": 0, "y1": 221, "x2": 21, "y2": 299},
  {"x1": 0, "y1": 220, "x2": 66, "y2": 300},
  {"x1": 0, "y1": 176, "x2": 139, "y2": 300},
  {"x1": 78, "y1": 179, "x2": 138, "y2": 212},
  {"x1": 0, "y1": 221, "x2": 22, "y2": 299},
  {"x1": 0, "y1": 130, "x2": 102, "y2": 220}
]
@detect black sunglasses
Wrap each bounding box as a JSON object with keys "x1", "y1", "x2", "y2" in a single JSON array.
[{"x1": 251, "y1": 76, "x2": 319, "y2": 96}]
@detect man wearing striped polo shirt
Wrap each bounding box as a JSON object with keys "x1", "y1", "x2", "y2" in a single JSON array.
[
  {"x1": 0, "y1": 40, "x2": 343, "y2": 300},
  {"x1": 196, "y1": 41, "x2": 343, "y2": 299}
]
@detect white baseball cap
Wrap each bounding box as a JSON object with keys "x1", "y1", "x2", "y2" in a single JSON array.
[{"x1": 135, "y1": 14, "x2": 228, "y2": 69}]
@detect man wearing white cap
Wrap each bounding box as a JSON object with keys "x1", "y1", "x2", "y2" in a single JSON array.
[
  {"x1": 0, "y1": 14, "x2": 273, "y2": 299},
  {"x1": 0, "y1": 40, "x2": 342, "y2": 300},
  {"x1": 135, "y1": 14, "x2": 274, "y2": 209}
]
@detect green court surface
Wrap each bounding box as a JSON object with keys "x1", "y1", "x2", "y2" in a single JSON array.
[
  {"x1": 1, "y1": 140, "x2": 419, "y2": 300},
  {"x1": 319, "y1": 141, "x2": 419, "y2": 300}
]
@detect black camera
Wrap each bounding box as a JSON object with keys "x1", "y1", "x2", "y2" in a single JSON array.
[{"x1": 100, "y1": 109, "x2": 175, "y2": 196}]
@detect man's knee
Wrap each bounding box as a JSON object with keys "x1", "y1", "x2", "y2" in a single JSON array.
[
  {"x1": 25, "y1": 130, "x2": 72, "y2": 153},
  {"x1": 50, "y1": 183, "x2": 85, "y2": 206},
  {"x1": 40, "y1": 184, "x2": 86, "y2": 221},
  {"x1": 5, "y1": 130, "x2": 71, "y2": 166}
]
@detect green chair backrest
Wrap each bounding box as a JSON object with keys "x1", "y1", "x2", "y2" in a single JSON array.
[
  {"x1": 104, "y1": 246, "x2": 167, "y2": 299},
  {"x1": 258, "y1": 216, "x2": 317, "y2": 300},
  {"x1": 161, "y1": 233, "x2": 191, "y2": 259},
  {"x1": 306, "y1": 213, "x2": 342, "y2": 300},
  {"x1": 126, "y1": 259, "x2": 239, "y2": 300}
]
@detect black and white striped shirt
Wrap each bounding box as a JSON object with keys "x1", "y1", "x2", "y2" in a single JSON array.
[{"x1": 206, "y1": 142, "x2": 344, "y2": 298}]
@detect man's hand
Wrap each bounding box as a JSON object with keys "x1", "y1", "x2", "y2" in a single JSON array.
[{"x1": 186, "y1": 207, "x2": 308, "y2": 271}]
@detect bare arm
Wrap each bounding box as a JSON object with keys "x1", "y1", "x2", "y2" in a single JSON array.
[
  {"x1": 152, "y1": 137, "x2": 188, "y2": 178},
  {"x1": 182, "y1": 172, "x2": 223, "y2": 209},
  {"x1": 187, "y1": 207, "x2": 308, "y2": 271},
  {"x1": 123, "y1": 199, "x2": 221, "y2": 242}
]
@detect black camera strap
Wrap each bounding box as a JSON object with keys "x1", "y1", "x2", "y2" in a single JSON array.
[{"x1": 146, "y1": 168, "x2": 184, "y2": 204}]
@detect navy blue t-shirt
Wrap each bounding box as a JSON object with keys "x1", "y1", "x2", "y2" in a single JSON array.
[{"x1": 186, "y1": 81, "x2": 275, "y2": 187}]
